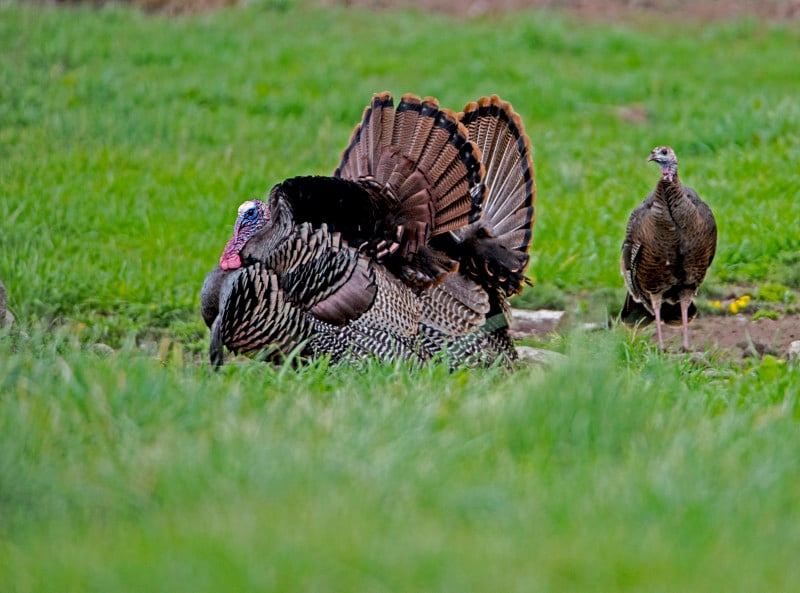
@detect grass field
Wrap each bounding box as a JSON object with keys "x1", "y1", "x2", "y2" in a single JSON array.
[{"x1": 1, "y1": 2, "x2": 800, "y2": 591}]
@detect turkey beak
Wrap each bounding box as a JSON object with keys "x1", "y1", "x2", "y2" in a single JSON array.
[{"x1": 647, "y1": 153, "x2": 656, "y2": 162}]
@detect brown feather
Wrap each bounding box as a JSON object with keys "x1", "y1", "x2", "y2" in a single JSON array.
[
  {"x1": 458, "y1": 95, "x2": 535, "y2": 258},
  {"x1": 405, "y1": 97, "x2": 440, "y2": 162}
]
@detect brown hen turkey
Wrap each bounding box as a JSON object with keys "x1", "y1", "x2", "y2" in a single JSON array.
[
  {"x1": 201, "y1": 92, "x2": 535, "y2": 367},
  {"x1": 620, "y1": 146, "x2": 717, "y2": 350}
]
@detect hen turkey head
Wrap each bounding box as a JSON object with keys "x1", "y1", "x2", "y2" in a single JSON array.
[{"x1": 647, "y1": 146, "x2": 678, "y2": 182}]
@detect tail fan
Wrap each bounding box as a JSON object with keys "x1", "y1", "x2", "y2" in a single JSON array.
[
  {"x1": 450, "y1": 95, "x2": 536, "y2": 296},
  {"x1": 334, "y1": 92, "x2": 485, "y2": 247}
]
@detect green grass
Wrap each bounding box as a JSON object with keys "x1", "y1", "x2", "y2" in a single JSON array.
[
  {"x1": 2, "y1": 330, "x2": 800, "y2": 591},
  {"x1": 2, "y1": 2, "x2": 800, "y2": 591}
]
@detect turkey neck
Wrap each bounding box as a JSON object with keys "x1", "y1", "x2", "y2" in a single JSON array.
[{"x1": 654, "y1": 173, "x2": 697, "y2": 229}]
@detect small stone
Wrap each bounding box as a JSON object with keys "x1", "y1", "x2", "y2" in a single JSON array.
[
  {"x1": 509, "y1": 308, "x2": 566, "y2": 338},
  {"x1": 516, "y1": 346, "x2": 567, "y2": 367},
  {"x1": 511, "y1": 309, "x2": 566, "y2": 324},
  {"x1": 788, "y1": 340, "x2": 800, "y2": 360}
]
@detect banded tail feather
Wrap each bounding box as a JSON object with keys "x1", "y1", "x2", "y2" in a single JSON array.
[
  {"x1": 335, "y1": 92, "x2": 485, "y2": 241},
  {"x1": 443, "y1": 95, "x2": 536, "y2": 298}
]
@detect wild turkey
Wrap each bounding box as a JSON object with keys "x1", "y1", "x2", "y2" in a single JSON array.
[
  {"x1": 620, "y1": 146, "x2": 717, "y2": 350},
  {"x1": 201, "y1": 92, "x2": 535, "y2": 367}
]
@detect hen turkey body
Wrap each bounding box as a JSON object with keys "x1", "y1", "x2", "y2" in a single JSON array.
[{"x1": 620, "y1": 146, "x2": 717, "y2": 350}]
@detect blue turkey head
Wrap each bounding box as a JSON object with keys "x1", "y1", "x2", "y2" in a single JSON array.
[{"x1": 219, "y1": 199, "x2": 270, "y2": 270}]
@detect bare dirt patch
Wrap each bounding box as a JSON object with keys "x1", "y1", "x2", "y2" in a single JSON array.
[
  {"x1": 511, "y1": 307, "x2": 800, "y2": 361},
  {"x1": 664, "y1": 313, "x2": 799, "y2": 359}
]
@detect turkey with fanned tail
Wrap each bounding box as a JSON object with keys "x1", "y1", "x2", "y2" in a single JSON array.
[{"x1": 201, "y1": 92, "x2": 535, "y2": 367}]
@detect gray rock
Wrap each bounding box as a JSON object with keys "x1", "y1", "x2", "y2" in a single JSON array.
[
  {"x1": 511, "y1": 308, "x2": 566, "y2": 325},
  {"x1": 509, "y1": 308, "x2": 566, "y2": 339},
  {"x1": 516, "y1": 346, "x2": 568, "y2": 367},
  {"x1": 788, "y1": 340, "x2": 800, "y2": 361}
]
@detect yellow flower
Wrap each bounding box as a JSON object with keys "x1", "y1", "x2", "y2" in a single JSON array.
[
  {"x1": 739, "y1": 295, "x2": 751, "y2": 305},
  {"x1": 712, "y1": 300, "x2": 721, "y2": 308},
  {"x1": 729, "y1": 302, "x2": 739, "y2": 314}
]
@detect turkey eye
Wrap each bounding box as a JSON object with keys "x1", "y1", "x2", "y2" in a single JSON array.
[{"x1": 660, "y1": 148, "x2": 668, "y2": 155}]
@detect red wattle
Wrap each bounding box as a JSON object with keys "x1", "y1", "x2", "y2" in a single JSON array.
[{"x1": 219, "y1": 252, "x2": 242, "y2": 270}]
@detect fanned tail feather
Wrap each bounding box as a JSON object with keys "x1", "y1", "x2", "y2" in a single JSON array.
[
  {"x1": 334, "y1": 92, "x2": 485, "y2": 240},
  {"x1": 448, "y1": 95, "x2": 536, "y2": 296},
  {"x1": 334, "y1": 91, "x2": 395, "y2": 180},
  {"x1": 459, "y1": 95, "x2": 535, "y2": 255}
]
